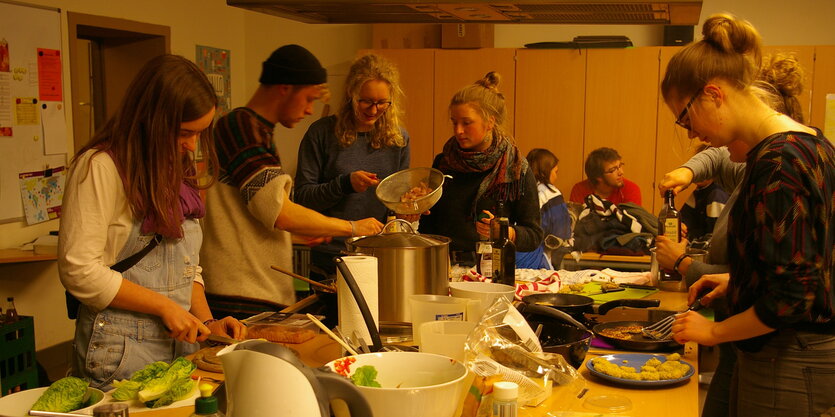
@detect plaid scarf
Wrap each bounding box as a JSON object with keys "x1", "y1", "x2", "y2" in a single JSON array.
[{"x1": 436, "y1": 132, "x2": 527, "y2": 206}]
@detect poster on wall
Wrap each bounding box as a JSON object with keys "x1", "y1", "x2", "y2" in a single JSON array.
[
  {"x1": 826, "y1": 94, "x2": 835, "y2": 141},
  {"x1": 196, "y1": 45, "x2": 231, "y2": 116},
  {"x1": 18, "y1": 166, "x2": 65, "y2": 225}
]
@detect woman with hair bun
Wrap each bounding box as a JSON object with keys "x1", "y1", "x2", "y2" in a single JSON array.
[
  {"x1": 664, "y1": 13, "x2": 835, "y2": 416},
  {"x1": 420, "y1": 72, "x2": 543, "y2": 269}
]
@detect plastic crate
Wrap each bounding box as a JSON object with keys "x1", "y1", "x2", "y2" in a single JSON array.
[{"x1": 1, "y1": 316, "x2": 37, "y2": 395}]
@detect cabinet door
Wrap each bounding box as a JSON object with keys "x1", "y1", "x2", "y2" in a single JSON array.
[
  {"x1": 585, "y1": 47, "x2": 662, "y2": 211},
  {"x1": 361, "y1": 49, "x2": 436, "y2": 168},
  {"x1": 514, "y1": 48, "x2": 586, "y2": 196},
  {"x1": 433, "y1": 49, "x2": 517, "y2": 158},
  {"x1": 811, "y1": 45, "x2": 835, "y2": 133}
]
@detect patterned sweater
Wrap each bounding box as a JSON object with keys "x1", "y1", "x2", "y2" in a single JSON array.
[{"x1": 727, "y1": 130, "x2": 835, "y2": 351}]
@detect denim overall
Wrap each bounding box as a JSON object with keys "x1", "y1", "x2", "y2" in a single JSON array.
[{"x1": 74, "y1": 219, "x2": 201, "y2": 389}]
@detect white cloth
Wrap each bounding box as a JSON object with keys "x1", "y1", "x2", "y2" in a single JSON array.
[{"x1": 57, "y1": 150, "x2": 204, "y2": 311}]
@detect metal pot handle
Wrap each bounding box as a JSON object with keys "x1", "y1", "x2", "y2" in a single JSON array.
[{"x1": 380, "y1": 218, "x2": 415, "y2": 234}]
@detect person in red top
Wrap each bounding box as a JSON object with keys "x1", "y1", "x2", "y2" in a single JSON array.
[{"x1": 569, "y1": 147, "x2": 642, "y2": 206}]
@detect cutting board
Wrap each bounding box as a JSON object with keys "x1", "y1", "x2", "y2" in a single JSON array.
[{"x1": 578, "y1": 282, "x2": 659, "y2": 303}]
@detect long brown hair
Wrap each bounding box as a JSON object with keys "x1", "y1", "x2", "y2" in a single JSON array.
[
  {"x1": 73, "y1": 54, "x2": 218, "y2": 237},
  {"x1": 755, "y1": 53, "x2": 806, "y2": 123},
  {"x1": 526, "y1": 148, "x2": 558, "y2": 190},
  {"x1": 334, "y1": 54, "x2": 405, "y2": 149}
]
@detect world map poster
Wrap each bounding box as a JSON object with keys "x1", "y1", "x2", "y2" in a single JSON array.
[{"x1": 19, "y1": 166, "x2": 65, "y2": 225}]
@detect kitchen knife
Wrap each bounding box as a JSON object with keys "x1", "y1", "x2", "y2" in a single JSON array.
[
  {"x1": 585, "y1": 287, "x2": 625, "y2": 296},
  {"x1": 207, "y1": 333, "x2": 241, "y2": 345}
]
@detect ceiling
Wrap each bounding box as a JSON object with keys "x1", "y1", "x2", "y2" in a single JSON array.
[{"x1": 227, "y1": 1, "x2": 702, "y2": 25}]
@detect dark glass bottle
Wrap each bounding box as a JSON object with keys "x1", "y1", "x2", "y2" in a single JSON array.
[
  {"x1": 5, "y1": 297, "x2": 18, "y2": 322},
  {"x1": 657, "y1": 190, "x2": 682, "y2": 281},
  {"x1": 491, "y1": 218, "x2": 516, "y2": 286}
]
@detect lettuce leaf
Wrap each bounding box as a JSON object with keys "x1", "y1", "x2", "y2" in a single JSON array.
[
  {"x1": 137, "y1": 357, "x2": 196, "y2": 403},
  {"x1": 148, "y1": 377, "x2": 196, "y2": 408},
  {"x1": 111, "y1": 360, "x2": 171, "y2": 400},
  {"x1": 30, "y1": 376, "x2": 89, "y2": 412},
  {"x1": 350, "y1": 365, "x2": 381, "y2": 388}
]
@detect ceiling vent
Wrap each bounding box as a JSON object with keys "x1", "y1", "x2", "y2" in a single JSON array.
[{"x1": 227, "y1": 1, "x2": 702, "y2": 25}]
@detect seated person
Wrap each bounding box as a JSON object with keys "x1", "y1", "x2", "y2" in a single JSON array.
[
  {"x1": 569, "y1": 147, "x2": 642, "y2": 206},
  {"x1": 517, "y1": 148, "x2": 572, "y2": 270}
]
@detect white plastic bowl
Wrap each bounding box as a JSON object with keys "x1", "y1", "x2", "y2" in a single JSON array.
[
  {"x1": 0, "y1": 386, "x2": 105, "y2": 416},
  {"x1": 325, "y1": 351, "x2": 469, "y2": 417}
]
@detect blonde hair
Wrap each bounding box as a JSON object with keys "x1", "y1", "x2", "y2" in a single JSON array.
[
  {"x1": 661, "y1": 13, "x2": 762, "y2": 102},
  {"x1": 449, "y1": 71, "x2": 507, "y2": 137},
  {"x1": 334, "y1": 54, "x2": 405, "y2": 149},
  {"x1": 754, "y1": 53, "x2": 805, "y2": 123}
]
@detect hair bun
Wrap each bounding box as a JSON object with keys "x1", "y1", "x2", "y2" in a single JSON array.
[{"x1": 475, "y1": 71, "x2": 501, "y2": 93}]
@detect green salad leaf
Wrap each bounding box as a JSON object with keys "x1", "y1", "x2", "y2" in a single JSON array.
[
  {"x1": 350, "y1": 365, "x2": 381, "y2": 388},
  {"x1": 147, "y1": 377, "x2": 196, "y2": 408},
  {"x1": 137, "y1": 357, "x2": 196, "y2": 403},
  {"x1": 30, "y1": 376, "x2": 89, "y2": 412},
  {"x1": 111, "y1": 360, "x2": 171, "y2": 400}
]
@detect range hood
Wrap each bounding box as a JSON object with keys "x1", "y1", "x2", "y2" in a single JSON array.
[{"x1": 227, "y1": 0, "x2": 702, "y2": 25}]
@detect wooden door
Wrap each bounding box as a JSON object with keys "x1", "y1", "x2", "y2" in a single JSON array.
[
  {"x1": 360, "y1": 49, "x2": 436, "y2": 168},
  {"x1": 514, "y1": 48, "x2": 586, "y2": 196},
  {"x1": 433, "y1": 49, "x2": 517, "y2": 160},
  {"x1": 585, "y1": 47, "x2": 662, "y2": 211},
  {"x1": 811, "y1": 45, "x2": 835, "y2": 134}
]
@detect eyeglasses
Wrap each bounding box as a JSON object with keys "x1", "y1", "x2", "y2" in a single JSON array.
[
  {"x1": 675, "y1": 90, "x2": 702, "y2": 131},
  {"x1": 603, "y1": 163, "x2": 625, "y2": 175},
  {"x1": 357, "y1": 99, "x2": 391, "y2": 111}
]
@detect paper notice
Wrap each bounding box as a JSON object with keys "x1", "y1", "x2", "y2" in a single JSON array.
[
  {"x1": 14, "y1": 97, "x2": 38, "y2": 125},
  {"x1": 41, "y1": 101, "x2": 66, "y2": 155},
  {"x1": 0, "y1": 71, "x2": 11, "y2": 136},
  {"x1": 37, "y1": 48, "x2": 62, "y2": 102},
  {"x1": 825, "y1": 94, "x2": 835, "y2": 142}
]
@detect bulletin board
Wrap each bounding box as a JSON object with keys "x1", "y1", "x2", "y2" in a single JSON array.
[{"x1": 0, "y1": 1, "x2": 68, "y2": 223}]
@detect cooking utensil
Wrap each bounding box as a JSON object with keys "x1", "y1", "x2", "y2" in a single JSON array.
[
  {"x1": 591, "y1": 320, "x2": 682, "y2": 351},
  {"x1": 375, "y1": 167, "x2": 446, "y2": 215},
  {"x1": 306, "y1": 313, "x2": 359, "y2": 355},
  {"x1": 345, "y1": 228, "x2": 450, "y2": 324},
  {"x1": 207, "y1": 333, "x2": 241, "y2": 345},
  {"x1": 642, "y1": 298, "x2": 704, "y2": 340},
  {"x1": 270, "y1": 265, "x2": 337, "y2": 293},
  {"x1": 585, "y1": 287, "x2": 625, "y2": 296}
]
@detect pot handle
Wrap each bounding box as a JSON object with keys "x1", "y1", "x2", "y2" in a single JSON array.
[
  {"x1": 597, "y1": 298, "x2": 661, "y2": 316},
  {"x1": 380, "y1": 218, "x2": 415, "y2": 234},
  {"x1": 516, "y1": 302, "x2": 589, "y2": 332}
]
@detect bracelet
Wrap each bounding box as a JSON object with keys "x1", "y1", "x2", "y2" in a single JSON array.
[
  {"x1": 349, "y1": 220, "x2": 356, "y2": 237},
  {"x1": 203, "y1": 318, "x2": 217, "y2": 327},
  {"x1": 673, "y1": 253, "x2": 691, "y2": 275}
]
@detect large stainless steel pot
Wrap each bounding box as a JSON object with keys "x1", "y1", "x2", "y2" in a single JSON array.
[{"x1": 345, "y1": 221, "x2": 450, "y2": 324}]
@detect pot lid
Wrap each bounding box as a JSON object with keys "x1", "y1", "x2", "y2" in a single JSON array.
[{"x1": 351, "y1": 232, "x2": 448, "y2": 248}]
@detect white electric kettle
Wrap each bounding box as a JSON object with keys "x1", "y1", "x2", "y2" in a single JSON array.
[{"x1": 218, "y1": 339, "x2": 373, "y2": 417}]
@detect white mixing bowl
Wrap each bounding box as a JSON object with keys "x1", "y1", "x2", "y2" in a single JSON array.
[
  {"x1": 0, "y1": 387, "x2": 105, "y2": 416},
  {"x1": 325, "y1": 351, "x2": 469, "y2": 417}
]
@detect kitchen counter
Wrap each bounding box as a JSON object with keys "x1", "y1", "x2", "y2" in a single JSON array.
[{"x1": 139, "y1": 290, "x2": 698, "y2": 417}]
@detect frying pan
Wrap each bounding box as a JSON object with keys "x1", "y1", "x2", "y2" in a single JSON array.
[
  {"x1": 521, "y1": 293, "x2": 594, "y2": 322},
  {"x1": 591, "y1": 320, "x2": 682, "y2": 352}
]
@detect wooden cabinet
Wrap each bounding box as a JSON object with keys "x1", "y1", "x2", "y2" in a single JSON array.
[
  {"x1": 514, "y1": 49, "x2": 586, "y2": 198},
  {"x1": 432, "y1": 49, "x2": 516, "y2": 160},
  {"x1": 811, "y1": 45, "x2": 835, "y2": 132}
]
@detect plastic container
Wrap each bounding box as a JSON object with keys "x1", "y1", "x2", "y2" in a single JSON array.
[
  {"x1": 241, "y1": 312, "x2": 321, "y2": 344},
  {"x1": 190, "y1": 383, "x2": 224, "y2": 417},
  {"x1": 492, "y1": 381, "x2": 519, "y2": 417},
  {"x1": 0, "y1": 316, "x2": 37, "y2": 395}
]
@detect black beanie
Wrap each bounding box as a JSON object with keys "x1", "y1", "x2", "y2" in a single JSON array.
[{"x1": 259, "y1": 44, "x2": 327, "y2": 85}]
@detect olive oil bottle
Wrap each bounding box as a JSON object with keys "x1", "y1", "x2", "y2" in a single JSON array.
[{"x1": 657, "y1": 190, "x2": 682, "y2": 281}]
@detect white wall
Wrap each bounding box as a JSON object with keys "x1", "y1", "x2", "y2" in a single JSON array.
[{"x1": 1, "y1": 0, "x2": 834, "y2": 351}]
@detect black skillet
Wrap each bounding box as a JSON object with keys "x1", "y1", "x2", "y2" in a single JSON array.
[
  {"x1": 522, "y1": 293, "x2": 661, "y2": 326},
  {"x1": 591, "y1": 319, "x2": 682, "y2": 352}
]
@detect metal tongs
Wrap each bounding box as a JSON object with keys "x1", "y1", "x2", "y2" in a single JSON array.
[{"x1": 642, "y1": 297, "x2": 705, "y2": 340}]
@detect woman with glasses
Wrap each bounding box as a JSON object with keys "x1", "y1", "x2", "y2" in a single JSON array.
[
  {"x1": 419, "y1": 72, "x2": 543, "y2": 269},
  {"x1": 664, "y1": 13, "x2": 835, "y2": 417},
  {"x1": 295, "y1": 54, "x2": 410, "y2": 278}
]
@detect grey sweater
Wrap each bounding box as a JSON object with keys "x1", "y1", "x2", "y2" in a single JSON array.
[{"x1": 680, "y1": 147, "x2": 746, "y2": 286}]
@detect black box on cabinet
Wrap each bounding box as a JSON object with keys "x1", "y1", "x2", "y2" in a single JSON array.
[{"x1": 663, "y1": 25, "x2": 694, "y2": 46}]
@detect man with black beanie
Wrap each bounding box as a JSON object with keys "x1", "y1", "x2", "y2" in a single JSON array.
[{"x1": 201, "y1": 44, "x2": 383, "y2": 308}]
